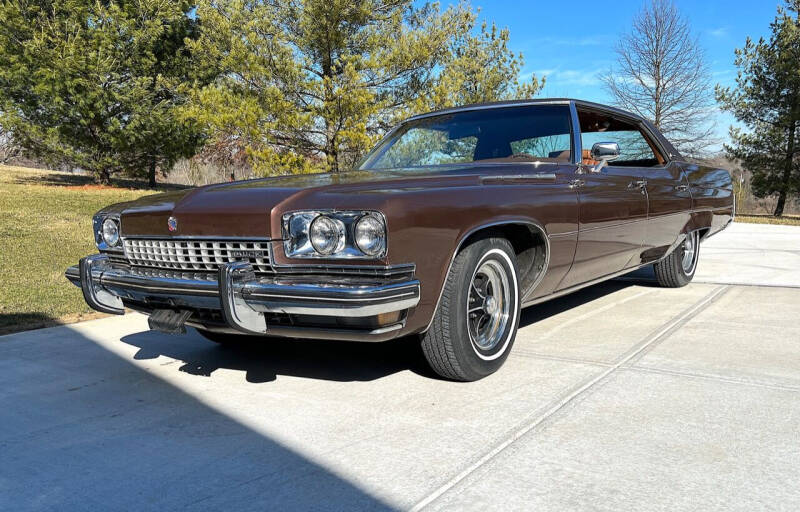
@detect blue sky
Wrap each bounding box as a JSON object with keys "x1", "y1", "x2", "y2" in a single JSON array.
[{"x1": 469, "y1": 0, "x2": 783, "y2": 149}]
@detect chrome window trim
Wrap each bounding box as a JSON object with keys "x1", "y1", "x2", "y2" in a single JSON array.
[
  {"x1": 369, "y1": 161, "x2": 563, "y2": 172},
  {"x1": 572, "y1": 103, "x2": 673, "y2": 165},
  {"x1": 569, "y1": 101, "x2": 583, "y2": 166}
]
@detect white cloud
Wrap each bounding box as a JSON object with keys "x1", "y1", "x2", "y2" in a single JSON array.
[
  {"x1": 535, "y1": 68, "x2": 605, "y2": 87},
  {"x1": 708, "y1": 26, "x2": 729, "y2": 38}
]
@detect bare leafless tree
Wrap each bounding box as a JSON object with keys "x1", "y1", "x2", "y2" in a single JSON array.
[
  {"x1": 0, "y1": 126, "x2": 21, "y2": 164},
  {"x1": 601, "y1": 0, "x2": 717, "y2": 157}
]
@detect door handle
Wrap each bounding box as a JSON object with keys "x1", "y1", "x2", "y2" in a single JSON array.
[
  {"x1": 568, "y1": 179, "x2": 585, "y2": 189},
  {"x1": 675, "y1": 184, "x2": 689, "y2": 192},
  {"x1": 628, "y1": 179, "x2": 647, "y2": 189}
]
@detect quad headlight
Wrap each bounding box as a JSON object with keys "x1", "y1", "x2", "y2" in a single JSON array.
[
  {"x1": 93, "y1": 214, "x2": 122, "y2": 250},
  {"x1": 354, "y1": 214, "x2": 386, "y2": 256},
  {"x1": 283, "y1": 211, "x2": 387, "y2": 259},
  {"x1": 309, "y1": 215, "x2": 346, "y2": 255},
  {"x1": 102, "y1": 218, "x2": 120, "y2": 247}
]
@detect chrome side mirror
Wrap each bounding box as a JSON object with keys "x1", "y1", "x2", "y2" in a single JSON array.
[{"x1": 589, "y1": 142, "x2": 620, "y2": 173}]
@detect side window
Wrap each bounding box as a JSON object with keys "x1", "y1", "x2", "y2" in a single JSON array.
[
  {"x1": 510, "y1": 134, "x2": 572, "y2": 161},
  {"x1": 578, "y1": 110, "x2": 665, "y2": 167}
]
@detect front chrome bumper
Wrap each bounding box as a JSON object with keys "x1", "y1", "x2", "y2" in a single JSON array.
[{"x1": 66, "y1": 254, "x2": 420, "y2": 340}]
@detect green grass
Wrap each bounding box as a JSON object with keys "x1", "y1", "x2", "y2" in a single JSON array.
[
  {"x1": 0, "y1": 165, "x2": 165, "y2": 334},
  {"x1": 735, "y1": 214, "x2": 800, "y2": 226}
]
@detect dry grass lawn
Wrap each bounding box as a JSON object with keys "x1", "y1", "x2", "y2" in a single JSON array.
[
  {"x1": 734, "y1": 214, "x2": 800, "y2": 226},
  {"x1": 0, "y1": 165, "x2": 169, "y2": 334}
]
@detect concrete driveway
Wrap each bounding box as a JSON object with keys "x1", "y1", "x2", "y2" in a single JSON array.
[{"x1": 2, "y1": 222, "x2": 799, "y2": 511}]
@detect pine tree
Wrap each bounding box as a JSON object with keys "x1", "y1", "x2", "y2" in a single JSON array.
[
  {"x1": 716, "y1": 1, "x2": 800, "y2": 216},
  {"x1": 0, "y1": 0, "x2": 206, "y2": 185},
  {"x1": 185, "y1": 0, "x2": 544, "y2": 176}
]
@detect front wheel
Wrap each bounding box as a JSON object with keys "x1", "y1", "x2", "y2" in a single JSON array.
[
  {"x1": 653, "y1": 230, "x2": 700, "y2": 288},
  {"x1": 421, "y1": 237, "x2": 520, "y2": 381}
]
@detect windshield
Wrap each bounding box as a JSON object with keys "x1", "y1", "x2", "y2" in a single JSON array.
[{"x1": 360, "y1": 104, "x2": 573, "y2": 170}]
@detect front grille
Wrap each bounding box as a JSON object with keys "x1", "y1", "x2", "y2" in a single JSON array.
[{"x1": 123, "y1": 239, "x2": 272, "y2": 274}]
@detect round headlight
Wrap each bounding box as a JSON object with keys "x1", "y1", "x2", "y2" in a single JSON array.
[
  {"x1": 354, "y1": 215, "x2": 386, "y2": 256},
  {"x1": 102, "y1": 218, "x2": 120, "y2": 247},
  {"x1": 309, "y1": 215, "x2": 344, "y2": 255}
]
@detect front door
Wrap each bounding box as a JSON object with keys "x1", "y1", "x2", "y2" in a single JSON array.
[{"x1": 557, "y1": 165, "x2": 648, "y2": 289}]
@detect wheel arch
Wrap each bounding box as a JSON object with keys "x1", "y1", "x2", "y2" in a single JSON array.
[
  {"x1": 422, "y1": 219, "x2": 550, "y2": 333},
  {"x1": 681, "y1": 211, "x2": 714, "y2": 241}
]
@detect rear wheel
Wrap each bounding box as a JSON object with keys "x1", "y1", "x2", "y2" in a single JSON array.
[
  {"x1": 421, "y1": 237, "x2": 520, "y2": 381},
  {"x1": 653, "y1": 230, "x2": 700, "y2": 288}
]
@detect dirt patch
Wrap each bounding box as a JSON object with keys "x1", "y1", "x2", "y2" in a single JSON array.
[{"x1": 64, "y1": 184, "x2": 135, "y2": 191}]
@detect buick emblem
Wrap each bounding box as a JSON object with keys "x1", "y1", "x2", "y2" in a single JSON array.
[{"x1": 167, "y1": 216, "x2": 178, "y2": 232}]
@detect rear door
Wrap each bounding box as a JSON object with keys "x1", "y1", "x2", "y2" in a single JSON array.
[{"x1": 642, "y1": 159, "x2": 692, "y2": 260}]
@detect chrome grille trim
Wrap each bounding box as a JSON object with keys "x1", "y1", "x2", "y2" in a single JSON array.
[{"x1": 123, "y1": 239, "x2": 272, "y2": 273}]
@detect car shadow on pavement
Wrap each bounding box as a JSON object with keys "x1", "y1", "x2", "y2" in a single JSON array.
[
  {"x1": 0, "y1": 326, "x2": 398, "y2": 510},
  {"x1": 519, "y1": 277, "x2": 650, "y2": 329},
  {"x1": 119, "y1": 273, "x2": 656, "y2": 384},
  {"x1": 121, "y1": 329, "x2": 437, "y2": 383}
]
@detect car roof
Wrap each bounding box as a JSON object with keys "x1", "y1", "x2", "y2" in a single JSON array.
[{"x1": 405, "y1": 98, "x2": 644, "y2": 123}]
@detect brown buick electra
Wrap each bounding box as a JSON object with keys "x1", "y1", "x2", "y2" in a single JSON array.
[{"x1": 66, "y1": 99, "x2": 734, "y2": 381}]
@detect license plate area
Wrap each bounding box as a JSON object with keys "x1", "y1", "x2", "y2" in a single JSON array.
[{"x1": 147, "y1": 309, "x2": 192, "y2": 335}]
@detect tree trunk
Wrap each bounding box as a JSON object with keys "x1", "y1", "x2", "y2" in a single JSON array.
[
  {"x1": 97, "y1": 169, "x2": 111, "y2": 185},
  {"x1": 148, "y1": 159, "x2": 157, "y2": 188},
  {"x1": 774, "y1": 190, "x2": 787, "y2": 217},
  {"x1": 326, "y1": 135, "x2": 339, "y2": 173},
  {"x1": 774, "y1": 120, "x2": 797, "y2": 217}
]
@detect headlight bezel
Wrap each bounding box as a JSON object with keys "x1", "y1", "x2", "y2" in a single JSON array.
[
  {"x1": 282, "y1": 210, "x2": 388, "y2": 259},
  {"x1": 93, "y1": 213, "x2": 123, "y2": 251}
]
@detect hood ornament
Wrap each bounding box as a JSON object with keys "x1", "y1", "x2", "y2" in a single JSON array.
[{"x1": 167, "y1": 216, "x2": 178, "y2": 232}]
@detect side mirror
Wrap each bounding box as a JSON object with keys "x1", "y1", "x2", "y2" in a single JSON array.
[
  {"x1": 590, "y1": 142, "x2": 620, "y2": 161},
  {"x1": 588, "y1": 142, "x2": 620, "y2": 173}
]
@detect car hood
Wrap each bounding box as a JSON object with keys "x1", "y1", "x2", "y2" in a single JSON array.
[{"x1": 112, "y1": 166, "x2": 542, "y2": 238}]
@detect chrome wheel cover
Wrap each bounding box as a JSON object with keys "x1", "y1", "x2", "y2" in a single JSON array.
[
  {"x1": 681, "y1": 231, "x2": 699, "y2": 274},
  {"x1": 467, "y1": 259, "x2": 511, "y2": 352}
]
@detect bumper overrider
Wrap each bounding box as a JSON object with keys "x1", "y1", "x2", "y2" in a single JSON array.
[{"x1": 65, "y1": 254, "x2": 420, "y2": 342}]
